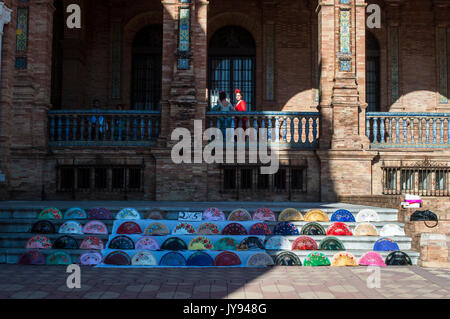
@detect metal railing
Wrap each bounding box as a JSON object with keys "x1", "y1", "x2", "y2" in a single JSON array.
[
  {"x1": 206, "y1": 111, "x2": 320, "y2": 149},
  {"x1": 367, "y1": 112, "x2": 450, "y2": 148},
  {"x1": 48, "y1": 110, "x2": 161, "y2": 147}
]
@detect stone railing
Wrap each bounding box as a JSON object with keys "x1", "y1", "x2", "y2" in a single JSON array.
[
  {"x1": 48, "y1": 110, "x2": 161, "y2": 147},
  {"x1": 206, "y1": 111, "x2": 320, "y2": 149},
  {"x1": 366, "y1": 112, "x2": 450, "y2": 148}
]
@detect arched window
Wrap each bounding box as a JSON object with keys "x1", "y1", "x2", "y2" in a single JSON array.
[
  {"x1": 366, "y1": 31, "x2": 381, "y2": 112},
  {"x1": 131, "y1": 25, "x2": 162, "y2": 110},
  {"x1": 208, "y1": 26, "x2": 256, "y2": 111}
]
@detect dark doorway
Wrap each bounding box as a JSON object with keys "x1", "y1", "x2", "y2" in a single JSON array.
[{"x1": 366, "y1": 31, "x2": 381, "y2": 112}]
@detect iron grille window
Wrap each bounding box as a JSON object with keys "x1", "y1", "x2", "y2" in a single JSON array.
[
  {"x1": 223, "y1": 168, "x2": 237, "y2": 190},
  {"x1": 60, "y1": 168, "x2": 74, "y2": 191},
  {"x1": 274, "y1": 169, "x2": 287, "y2": 191},
  {"x1": 366, "y1": 32, "x2": 380, "y2": 112},
  {"x1": 209, "y1": 26, "x2": 256, "y2": 111},
  {"x1": 382, "y1": 165, "x2": 450, "y2": 196},
  {"x1": 112, "y1": 168, "x2": 125, "y2": 189},
  {"x1": 94, "y1": 168, "x2": 107, "y2": 189},
  {"x1": 291, "y1": 168, "x2": 306, "y2": 191},
  {"x1": 240, "y1": 168, "x2": 253, "y2": 190},
  {"x1": 129, "y1": 168, "x2": 142, "y2": 189},
  {"x1": 131, "y1": 25, "x2": 162, "y2": 110},
  {"x1": 257, "y1": 171, "x2": 270, "y2": 190},
  {"x1": 77, "y1": 168, "x2": 90, "y2": 189}
]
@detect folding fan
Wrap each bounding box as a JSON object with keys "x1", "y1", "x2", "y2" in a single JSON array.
[
  {"x1": 104, "y1": 251, "x2": 131, "y2": 266},
  {"x1": 202, "y1": 207, "x2": 226, "y2": 221},
  {"x1": 291, "y1": 236, "x2": 319, "y2": 250},
  {"x1": 373, "y1": 237, "x2": 400, "y2": 251},
  {"x1": 144, "y1": 222, "x2": 170, "y2": 236},
  {"x1": 116, "y1": 221, "x2": 142, "y2": 235},
  {"x1": 38, "y1": 207, "x2": 62, "y2": 220},
  {"x1": 80, "y1": 236, "x2": 104, "y2": 250},
  {"x1": 278, "y1": 208, "x2": 304, "y2": 222},
  {"x1": 135, "y1": 236, "x2": 160, "y2": 250},
  {"x1": 326, "y1": 222, "x2": 353, "y2": 236},
  {"x1": 301, "y1": 222, "x2": 326, "y2": 236},
  {"x1": 247, "y1": 253, "x2": 274, "y2": 267},
  {"x1": 64, "y1": 207, "x2": 87, "y2": 220},
  {"x1": 46, "y1": 252, "x2": 72, "y2": 265},
  {"x1": 274, "y1": 252, "x2": 302, "y2": 266},
  {"x1": 319, "y1": 236, "x2": 345, "y2": 251},
  {"x1": 356, "y1": 209, "x2": 380, "y2": 222},
  {"x1": 303, "y1": 252, "x2": 331, "y2": 267},
  {"x1": 221, "y1": 223, "x2": 248, "y2": 235},
  {"x1": 273, "y1": 222, "x2": 299, "y2": 236},
  {"x1": 144, "y1": 209, "x2": 165, "y2": 220},
  {"x1": 214, "y1": 252, "x2": 242, "y2": 266},
  {"x1": 187, "y1": 252, "x2": 214, "y2": 266},
  {"x1": 252, "y1": 208, "x2": 276, "y2": 221},
  {"x1": 331, "y1": 252, "x2": 358, "y2": 267},
  {"x1": 304, "y1": 209, "x2": 329, "y2": 222},
  {"x1": 354, "y1": 223, "x2": 379, "y2": 236},
  {"x1": 385, "y1": 251, "x2": 412, "y2": 266},
  {"x1": 214, "y1": 237, "x2": 238, "y2": 251},
  {"x1": 197, "y1": 222, "x2": 220, "y2": 235},
  {"x1": 53, "y1": 235, "x2": 79, "y2": 249},
  {"x1": 159, "y1": 252, "x2": 187, "y2": 266},
  {"x1": 31, "y1": 220, "x2": 55, "y2": 234},
  {"x1": 359, "y1": 251, "x2": 386, "y2": 267},
  {"x1": 88, "y1": 207, "x2": 112, "y2": 220},
  {"x1": 172, "y1": 222, "x2": 196, "y2": 235},
  {"x1": 249, "y1": 222, "x2": 272, "y2": 235},
  {"x1": 239, "y1": 237, "x2": 264, "y2": 250},
  {"x1": 116, "y1": 208, "x2": 141, "y2": 220},
  {"x1": 82, "y1": 220, "x2": 108, "y2": 235},
  {"x1": 330, "y1": 209, "x2": 356, "y2": 222},
  {"x1": 132, "y1": 251, "x2": 158, "y2": 266},
  {"x1": 18, "y1": 250, "x2": 45, "y2": 265},
  {"x1": 228, "y1": 209, "x2": 252, "y2": 221},
  {"x1": 108, "y1": 235, "x2": 135, "y2": 250},
  {"x1": 265, "y1": 236, "x2": 291, "y2": 250},
  {"x1": 188, "y1": 236, "x2": 213, "y2": 250},
  {"x1": 59, "y1": 221, "x2": 83, "y2": 235},
  {"x1": 380, "y1": 224, "x2": 405, "y2": 237},
  {"x1": 161, "y1": 237, "x2": 188, "y2": 251},
  {"x1": 79, "y1": 252, "x2": 103, "y2": 266},
  {"x1": 26, "y1": 235, "x2": 52, "y2": 249}
]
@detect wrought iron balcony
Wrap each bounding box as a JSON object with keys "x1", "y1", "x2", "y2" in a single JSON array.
[
  {"x1": 366, "y1": 112, "x2": 450, "y2": 148},
  {"x1": 48, "y1": 110, "x2": 161, "y2": 147},
  {"x1": 205, "y1": 111, "x2": 320, "y2": 149}
]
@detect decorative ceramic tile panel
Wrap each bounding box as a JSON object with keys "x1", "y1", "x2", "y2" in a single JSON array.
[
  {"x1": 265, "y1": 23, "x2": 275, "y2": 101},
  {"x1": 15, "y1": 56, "x2": 27, "y2": 69},
  {"x1": 178, "y1": 7, "x2": 191, "y2": 70},
  {"x1": 339, "y1": 10, "x2": 351, "y2": 54},
  {"x1": 16, "y1": 7, "x2": 28, "y2": 52},
  {"x1": 111, "y1": 23, "x2": 122, "y2": 99},
  {"x1": 438, "y1": 27, "x2": 448, "y2": 104},
  {"x1": 390, "y1": 26, "x2": 400, "y2": 104}
]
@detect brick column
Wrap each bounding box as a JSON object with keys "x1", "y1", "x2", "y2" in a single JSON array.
[
  {"x1": 316, "y1": 0, "x2": 376, "y2": 202},
  {"x1": 433, "y1": 0, "x2": 449, "y2": 111}
]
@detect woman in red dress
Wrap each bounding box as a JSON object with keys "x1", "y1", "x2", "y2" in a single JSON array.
[{"x1": 234, "y1": 89, "x2": 247, "y2": 129}]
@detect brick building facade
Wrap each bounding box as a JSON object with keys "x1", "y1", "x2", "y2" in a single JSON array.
[{"x1": 0, "y1": 0, "x2": 449, "y2": 211}]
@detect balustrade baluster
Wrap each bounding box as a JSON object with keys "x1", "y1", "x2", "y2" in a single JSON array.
[
  {"x1": 72, "y1": 116, "x2": 77, "y2": 141},
  {"x1": 275, "y1": 116, "x2": 280, "y2": 142},
  {"x1": 140, "y1": 117, "x2": 145, "y2": 141},
  {"x1": 299, "y1": 116, "x2": 304, "y2": 144},
  {"x1": 403, "y1": 118, "x2": 407, "y2": 143},
  {"x1": 433, "y1": 118, "x2": 437, "y2": 144},
  {"x1": 87, "y1": 116, "x2": 92, "y2": 141},
  {"x1": 312, "y1": 116, "x2": 318, "y2": 145},
  {"x1": 305, "y1": 117, "x2": 310, "y2": 145},
  {"x1": 267, "y1": 117, "x2": 272, "y2": 141},
  {"x1": 366, "y1": 117, "x2": 370, "y2": 139},
  {"x1": 95, "y1": 116, "x2": 99, "y2": 141},
  {"x1": 418, "y1": 118, "x2": 423, "y2": 143},
  {"x1": 111, "y1": 116, "x2": 115, "y2": 141},
  {"x1": 389, "y1": 118, "x2": 393, "y2": 143},
  {"x1": 380, "y1": 117, "x2": 385, "y2": 143},
  {"x1": 126, "y1": 117, "x2": 130, "y2": 141},
  {"x1": 448, "y1": 119, "x2": 450, "y2": 145},
  {"x1": 65, "y1": 116, "x2": 70, "y2": 141},
  {"x1": 253, "y1": 117, "x2": 258, "y2": 143},
  {"x1": 290, "y1": 117, "x2": 295, "y2": 143},
  {"x1": 426, "y1": 118, "x2": 430, "y2": 144},
  {"x1": 57, "y1": 116, "x2": 62, "y2": 142},
  {"x1": 148, "y1": 117, "x2": 152, "y2": 141},
  {"x1": 133, "y1": 116, "x2": 138, "y2": 141},
  {"x1": 118, "y1": 116, "x2": 123, "y2": 141},
  {"x1": 50, "y1": 116, "x2": 55, "y2": 142},
  {"x1": 80, "y1": 116, "x2": 85, "y2": 141},
  {"x1": 440, "y1": 118, "x2": 444, "y2": 144},
  {"x1": 395, "y1": 118, "x2": 400, "y2": 143},
  {"x1": 283, "y1": 117, "x2": 287, "y2": 142},
  {"x1": 410, "y1": 118, "x2": 414, "y2": 143},
  {"x1": 155, "y1": 117, "x2": 160, "y2": 139},
  {"x1": 373, "y1": 117, "x2": 378, "y2": 143}
]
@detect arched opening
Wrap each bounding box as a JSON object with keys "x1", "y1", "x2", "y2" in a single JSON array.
[
  {"x1": 366, "y1": 31, "x2": 381, "y2": 112},
  {"x1": 131, "y1": 24, "x2": 162, "y2": 110},
  {"x1": 208, "y1": 26, "x2": 256, "y2": 111}
]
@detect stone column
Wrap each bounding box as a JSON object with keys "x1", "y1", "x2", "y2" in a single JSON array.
[{"x1": 316, "y1": 0, "x2": 376, "y2": 202}]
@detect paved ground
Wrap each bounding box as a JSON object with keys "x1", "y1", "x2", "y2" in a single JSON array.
[{"x1": 0, "y1": 265, "x2": 449, "y2": 299}]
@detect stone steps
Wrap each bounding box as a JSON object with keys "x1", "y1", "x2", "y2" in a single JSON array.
[
  {"x1": 0, "y1": 233, "x2": 109, "y2": 249},
  {"x1": 266, "y1": 250, "x2": 420, "y2": 265},
  {"x1": 0, "y1": 248, "x2": 100, "y2": 265}
]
